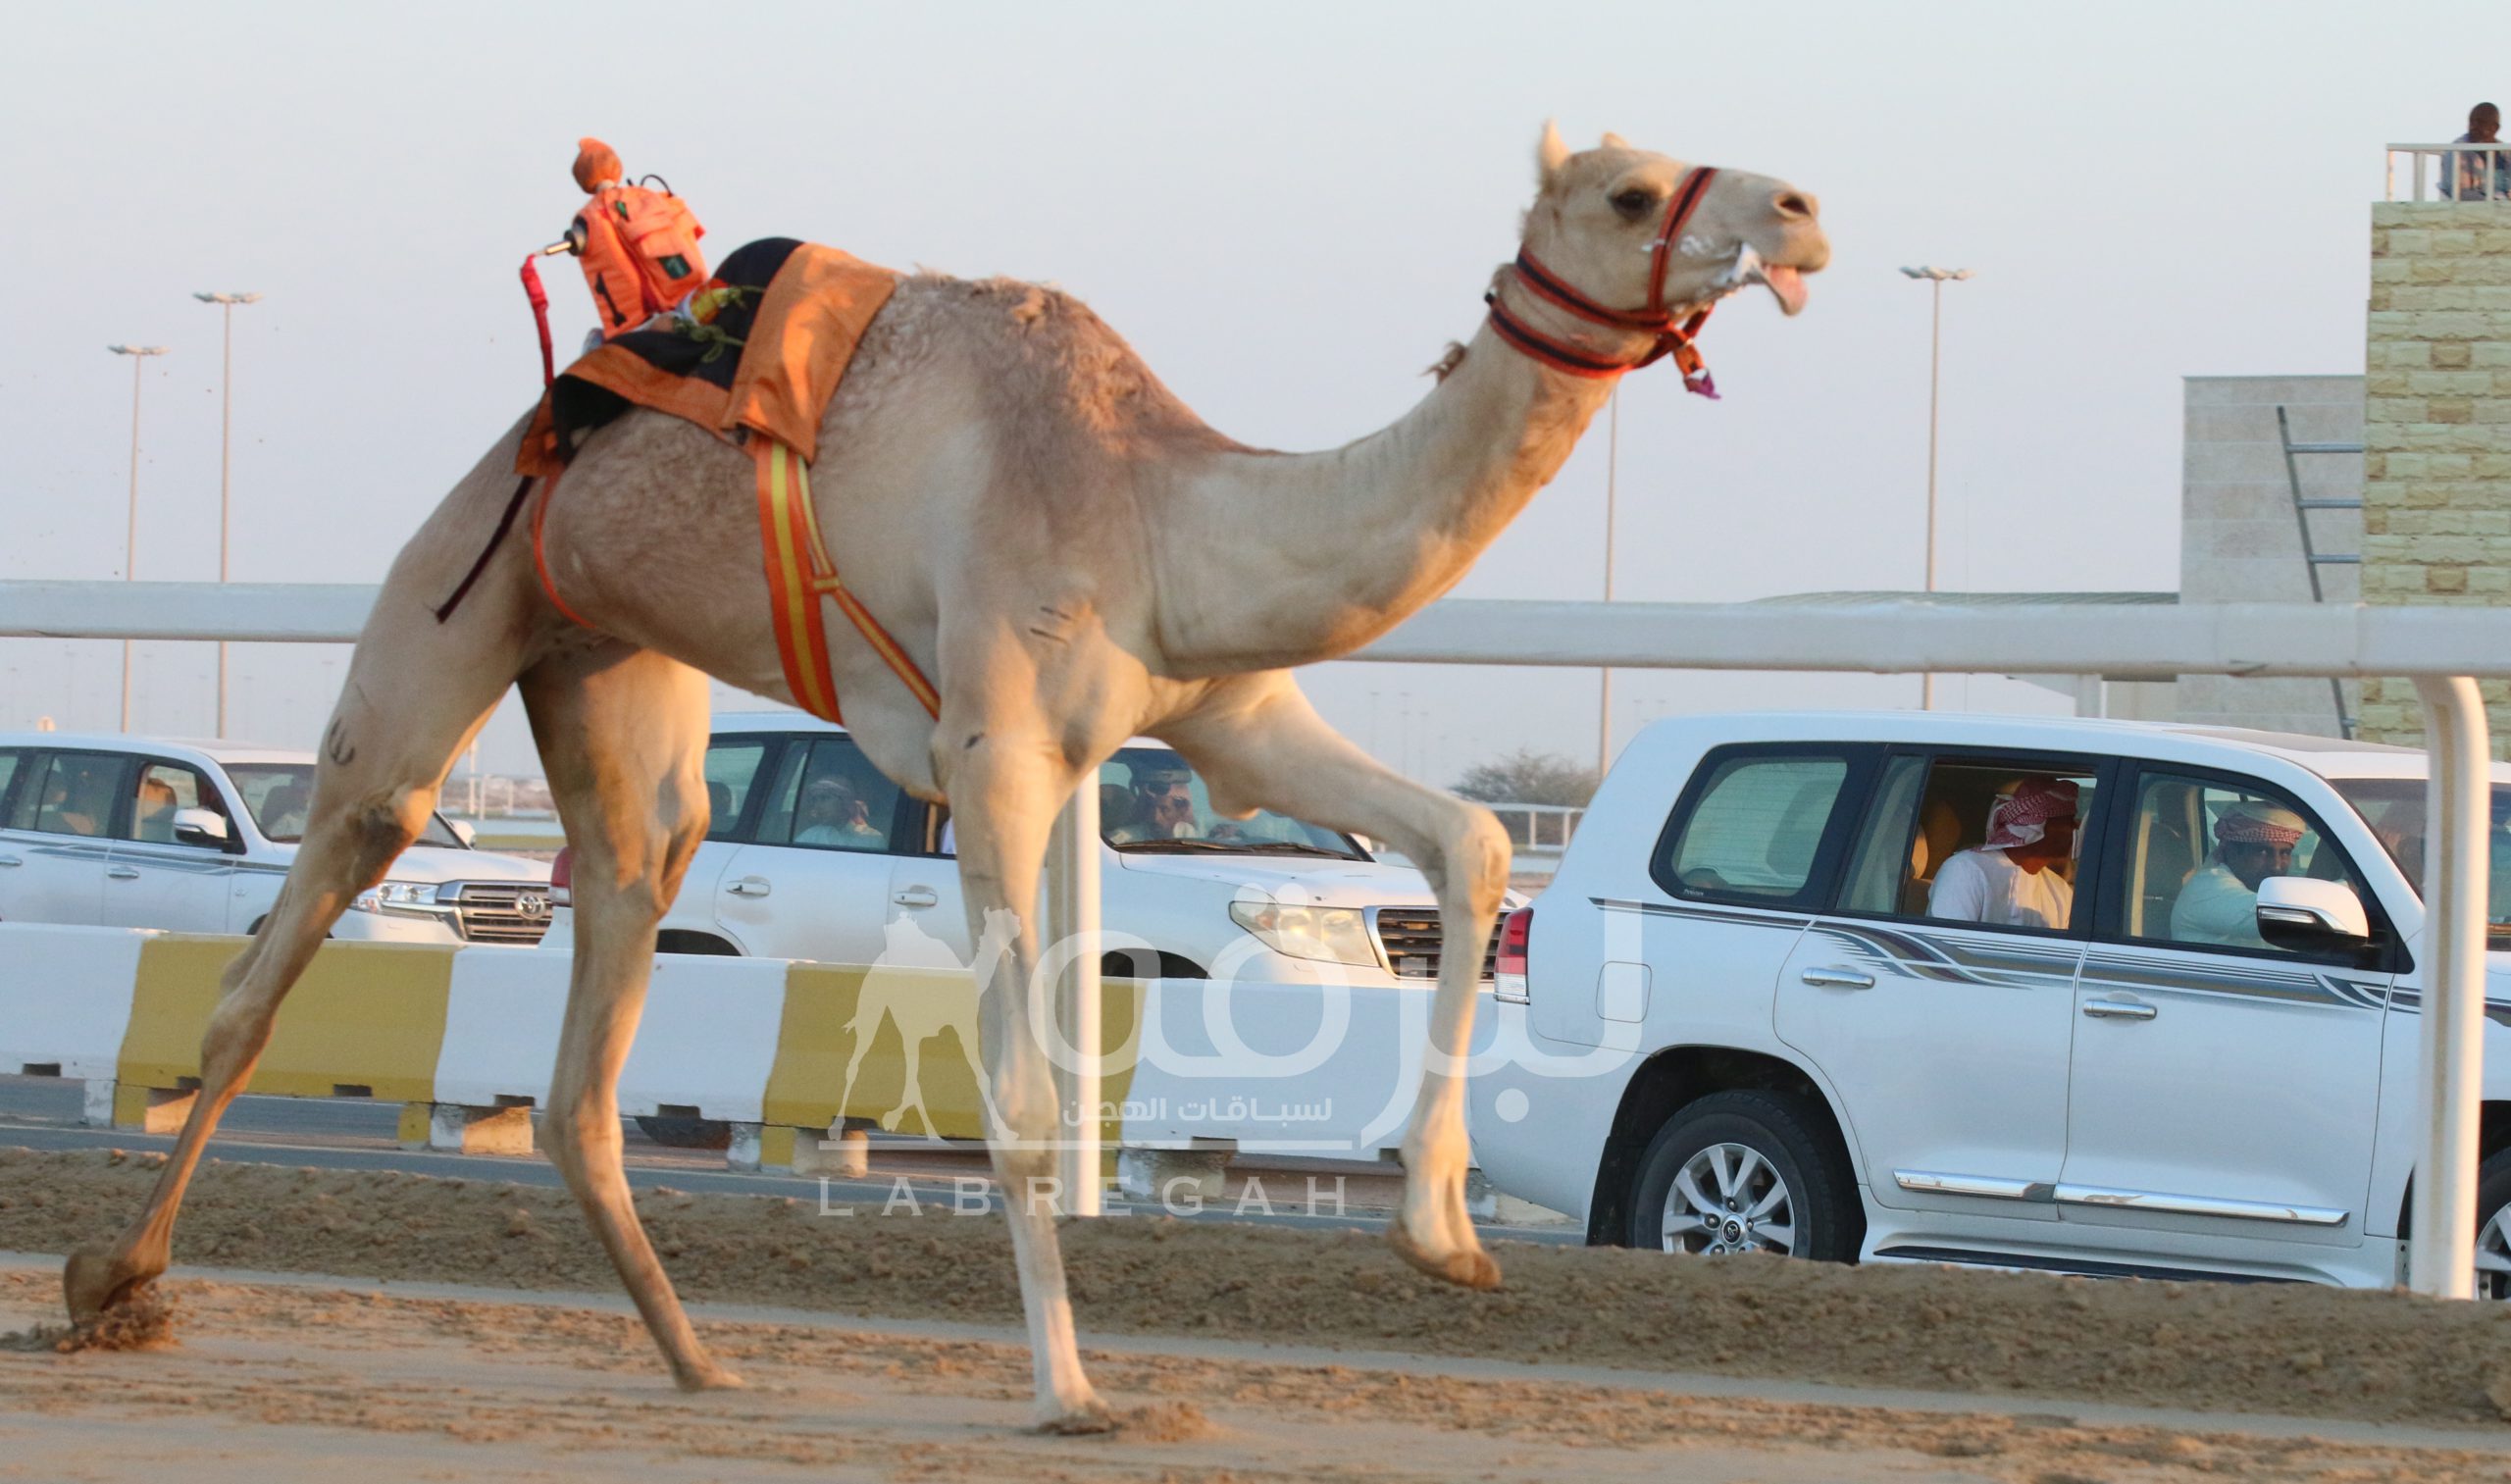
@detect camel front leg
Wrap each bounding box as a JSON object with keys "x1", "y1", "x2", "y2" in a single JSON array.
[
  {"x1": 1162, "y1": 676, "x2": 1509, "y2": 1290},
  {"x1": 520, "y1": 641, "x2": 740, "y2": 1391},
  {"x1": 945, "y1": 720, "x2": 1111, "y2": 1432}
]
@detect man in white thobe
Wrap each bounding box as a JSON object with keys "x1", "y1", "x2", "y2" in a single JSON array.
[{"x1": 1927, "y1": 777, "x2": 2080, "y2": 931}]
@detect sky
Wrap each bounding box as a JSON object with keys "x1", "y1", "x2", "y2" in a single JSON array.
[{"x1": 1, "y1": 1, "x2": 2492, "y2": 785}]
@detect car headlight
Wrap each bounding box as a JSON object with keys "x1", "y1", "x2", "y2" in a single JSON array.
[
  {"x1": 349, "y1": 881, "x2": 451, "y2": 916},
  {"x1": 1229, "y1": 898, "x2": 1379, "y2": 967}
]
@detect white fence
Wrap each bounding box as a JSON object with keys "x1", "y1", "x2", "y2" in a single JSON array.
[
  {"x1": 2386, "y1": 142, "x2": 2511, "y2": 203},
  {"x1": 0, "y1": 581, "x2": 2500, "y2": 1297}
]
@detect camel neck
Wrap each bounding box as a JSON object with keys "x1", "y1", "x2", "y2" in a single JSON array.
[{"x1": 1153, "y1": 309, "x2": 1618, "y2": 673}]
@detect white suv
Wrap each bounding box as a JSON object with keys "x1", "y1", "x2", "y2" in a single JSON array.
[
  {"x1": 540, "y1": 713, "x2": 1487, "y2": 986},
  {"x1": 0, "y1": 733, "x2": 552, "y2": 944},
  {"x1": 1468, "y1": 712, "x2": 2511, "y2": 1294}
]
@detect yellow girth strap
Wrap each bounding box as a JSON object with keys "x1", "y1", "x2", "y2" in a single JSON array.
[{"x1": 754, "y1": 438, "x2": 941, "y2": 723}]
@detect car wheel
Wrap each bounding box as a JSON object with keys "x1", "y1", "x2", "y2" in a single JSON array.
[
  {"x1": 1626, "y1": 1089, "x2": 1859, "y2": 1261},
  {"x1": 2476, "y1": 1149, "x2": 2511, "y2": 1300},
  {"x1": 635, "y1": 1115, "x2": 734, "y2": 1151}
]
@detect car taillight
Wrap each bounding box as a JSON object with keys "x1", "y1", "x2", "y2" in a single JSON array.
[
  {"x1": 1495, "y1": 905, "x2": 1532, "y2": 1003},
  {"x1": 549, "y1": 846, "x2": 573, "y2": 909}
]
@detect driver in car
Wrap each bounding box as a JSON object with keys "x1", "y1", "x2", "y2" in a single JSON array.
[
  {"x1": 1107, "y1": 766, "x2": 1197, "y2": 843},
  {"x1": 2170, "y1": 801, "x2": 2307, "y2": 949}
]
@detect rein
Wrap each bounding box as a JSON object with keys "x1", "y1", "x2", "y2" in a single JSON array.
[{"x1": 1484, "y1": 165, "x2": 1723, "y2": 397}]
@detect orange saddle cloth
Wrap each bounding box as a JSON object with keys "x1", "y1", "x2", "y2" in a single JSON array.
[{"x1": 519, "y1": 236, "x2": 897, "y2": 475}]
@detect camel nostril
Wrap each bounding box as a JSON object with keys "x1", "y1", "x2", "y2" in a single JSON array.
[{"x1": 1773, "y1": 190, "x2": 1817, "y2": 221}]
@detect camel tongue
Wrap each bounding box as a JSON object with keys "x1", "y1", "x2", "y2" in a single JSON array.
[{"x1": 1763, "y1": 265, "x2": 1809, "y2": 317}]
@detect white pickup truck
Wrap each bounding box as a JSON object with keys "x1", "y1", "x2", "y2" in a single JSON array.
[{"x1": 1467, "y1": 711, "x2": 2511, "y2": 1295}]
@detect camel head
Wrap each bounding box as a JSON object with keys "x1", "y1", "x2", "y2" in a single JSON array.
[{"x1": 1522, "y1": 122, "x2": 1828, "y2": 322}]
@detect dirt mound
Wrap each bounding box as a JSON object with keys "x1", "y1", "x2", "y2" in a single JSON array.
[{"x1": 3, "y1": 1146, "x2": 2507, "y2": 1428}]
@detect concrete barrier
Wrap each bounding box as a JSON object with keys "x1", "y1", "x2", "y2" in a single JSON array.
[{"x1": 0, "y1": 923, "x2": 1446, "y2": 1183}]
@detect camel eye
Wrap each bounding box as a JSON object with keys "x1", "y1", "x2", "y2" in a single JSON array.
[{"x1": 1611, "y1": 188, "x2": 1661, "y2": 221}]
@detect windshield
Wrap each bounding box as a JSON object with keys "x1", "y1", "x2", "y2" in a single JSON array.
[
  {"x1": 227, "y1": 763, "x2": 464, "y2": 847},
  {"x1": 2331, "y1": 778, "x2": 2511, "y2": 940},
  {"x1": 1099, "y1": 747, "x2": 1366, "y2": 859}
]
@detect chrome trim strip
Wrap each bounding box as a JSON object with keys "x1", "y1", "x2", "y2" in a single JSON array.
[
  {"x1": 2052, "y1": 1182, "x2": 2348, "y2": 1227},
  {"x1": 1893, "y1": 1169, "x2": 2055, "y2": 1203}
]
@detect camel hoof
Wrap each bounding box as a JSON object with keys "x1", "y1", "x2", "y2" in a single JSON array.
[
  {"x1": 62, "y1": 1248, "x2": 132, "y2": 1325},
  {"x1": 1385, "y1": 1218, "x2": 1503, "y2": 1291},
  {"x1": 1034, "y1": 1399, "x2": 1118, "y2": 1436},
  {"x1": 674, "y1": 1364, "x2": 747, "y2": 1393}
]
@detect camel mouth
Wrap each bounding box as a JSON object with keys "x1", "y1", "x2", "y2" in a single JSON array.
[{"x1": 1726, "y1": 246, "x2": 1811, "y2": 317}]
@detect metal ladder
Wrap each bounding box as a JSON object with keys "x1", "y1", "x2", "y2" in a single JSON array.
[{"x1": 2276, "y1": 405, "x2": 2364, "y2": 738}]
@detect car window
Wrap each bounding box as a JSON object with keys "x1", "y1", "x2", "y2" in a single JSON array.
[
  {"x1": 26, "y1": 753, "x2": 126, "y2": 839},
  {"x1": 1840, "y1": 754, "x2": 2097, "y2": 933},
  {"x1": 756, "y1": 737, "x2": 902, "y2": 853},
  {"x1": 703, "y1": 740, "x2": 771, "y2": 842},
  {"x1": 1659, "y1": 752, "x2": 1853, "y2": 902},
  {"x1": 0, "y1": 750, "x2": 24, "y2": 823},
  {"x1": 1097, "y1": 746, "x2": 1365, "y2": 858},
  {"x1": 122, "y1": 761, "x2": 231, "y2": 846},
  {"x1": 2119, "y1": 771, "x2": 2371, "y2": 958},
  {"x1": 2330, "y1": 777, "x2": 2511, "y2": 947}
]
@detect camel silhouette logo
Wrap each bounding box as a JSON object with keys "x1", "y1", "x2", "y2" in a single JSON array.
[{"x1": 836, "y1": 913, "x2": 999, "y2": 1137}]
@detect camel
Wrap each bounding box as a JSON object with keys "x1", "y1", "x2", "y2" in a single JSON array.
[{"x1": 62, "y1": 123, "x2": 1826, "y2": 1431}]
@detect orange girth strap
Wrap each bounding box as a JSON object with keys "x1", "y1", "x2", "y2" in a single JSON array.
[{"x1": 754, "y1": 438, "x2": 941, "y2": 723}]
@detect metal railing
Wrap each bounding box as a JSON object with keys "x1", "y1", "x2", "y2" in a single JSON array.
[
  {"x1": 2386, "y1": 142, "x2": 2511, "y2": 202},
  {"x1": 0, "y1": 581, "x2": 2499, "y2": 1298},
  {"x1": 1483, "y1": 802, "x2": 1584, "y2": 858}
]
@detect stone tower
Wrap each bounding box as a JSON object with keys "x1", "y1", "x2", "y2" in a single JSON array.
[{"x1": 2356, "y1": 199, "x2": 2511, "y2": 753}]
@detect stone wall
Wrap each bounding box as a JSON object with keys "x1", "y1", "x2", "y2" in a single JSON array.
[
  {"x1": 2357, "y1": 202, "x2": 2511, "y2": 753},
  {"x1": 2175, "y1": 376, "x2": 2362, "y2": 737}
]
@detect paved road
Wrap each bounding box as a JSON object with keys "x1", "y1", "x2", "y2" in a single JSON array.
[{"x1": 0, "y1": 1075, "x2": 1577, "y2": 1243}]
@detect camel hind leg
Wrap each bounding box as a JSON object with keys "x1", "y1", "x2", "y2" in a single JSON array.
[
  {"x1": 517, "y1": 640, "x2": 738, "y2": 1390},
  {"x1": 1159, "y1": 675, "x2": 1508, "y2": 1291},
  {"x1": 63, "y1": 583, "x2": 532, "y2": 1325}
]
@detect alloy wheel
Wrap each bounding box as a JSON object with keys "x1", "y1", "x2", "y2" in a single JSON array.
[
  {"x1": 2478, "y1": 1199, "x2": 2511, "y2": 1300},
  {"x1": 1661, "y1": 1141, "x2": 1796, "y2": 1255}
]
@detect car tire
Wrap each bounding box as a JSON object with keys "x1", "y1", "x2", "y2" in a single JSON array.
[
  {"x1": 2476, "y1": 1148, "x2": 2511, "y2": 1300},
  {"x1": 1625, "y1": 1089, "x2": 1860, "y2": 1262},
  {"x1": 635, "y1": 1115, "x2": 734, "y2": 1151}
]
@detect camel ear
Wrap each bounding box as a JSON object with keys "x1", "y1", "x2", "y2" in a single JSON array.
[
  {"x1": 1536, "y1": 120, "x2": 1571, "y2": 185},
  {"x1": 1601, "y1": 130, "x2": 1629, "y2": 149}
]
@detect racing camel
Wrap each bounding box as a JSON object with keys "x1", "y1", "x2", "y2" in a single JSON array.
[{"x1": 65, "y1": 124, "x2": 1827, "y2": 1431}]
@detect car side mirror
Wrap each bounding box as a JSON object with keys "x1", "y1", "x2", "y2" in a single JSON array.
[
  {"x1": 172, "y1": 807, "x2": 232, "y2": 851},
  {"x1": 2256, "y1": 875, "x2": 2372, "y2": 952},
  {"x1": 449, "y1": 819, "x2": 477, "y2": 847}
]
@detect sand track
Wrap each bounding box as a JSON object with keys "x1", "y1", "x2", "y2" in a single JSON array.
[{"x1": 4, "y1": 1147, "x2": 2511, "y2": 1479}]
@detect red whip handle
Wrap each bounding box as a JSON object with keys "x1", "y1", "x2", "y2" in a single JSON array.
[{"x1": 519, "y1": 255, "x2": 556, "y2": 388}]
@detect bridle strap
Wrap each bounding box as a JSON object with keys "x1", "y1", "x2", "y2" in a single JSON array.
[{"x1": 1486, "y1": 165, "x2": 1724, "y2": 396}]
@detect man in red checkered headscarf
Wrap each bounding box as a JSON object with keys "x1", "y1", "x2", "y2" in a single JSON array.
[
  {"x1": 1927, "y1": 776, "x2": 2080, "y2": 931},
  {"x1": 2170, "y1": 799, "x2": 2308, "y2": 947}
]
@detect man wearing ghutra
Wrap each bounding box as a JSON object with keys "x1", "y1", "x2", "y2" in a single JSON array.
[
  {"x1": 2170, "y1": 800, "x2": 2309, "y2": 949},
  {"x1": 1925, "y1": 777, "x2": 2079, "y2": 931}
]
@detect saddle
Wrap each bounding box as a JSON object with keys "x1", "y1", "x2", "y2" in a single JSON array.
[{"x1": 515, "y1": 238, "x2": 939, "y2": 723}]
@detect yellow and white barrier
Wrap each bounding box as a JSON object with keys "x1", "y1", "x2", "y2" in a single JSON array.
[{"x1": 0, "y1": 923, "x2": 1434, "y2": 1176}]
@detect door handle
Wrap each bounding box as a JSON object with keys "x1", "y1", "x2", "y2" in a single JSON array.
[
  {"x1": 0, "y1": 854, "x2": 20, "y2": 867},
  {"x1": 893, "y1": 887, "x2": 940, "y2": 909},
  {"x1": 1799, "y1": 966, "x2": 1875, "y2": 990},
  {"x1": 724, "y1": 876, "x2": 772, "y2": 898},
  {"x1": 2081, "y1": 998, "x2": 2158, "y2": 1021},
  {"x1": 106, "y1": 866, "x2": 141, "y2": 881}
]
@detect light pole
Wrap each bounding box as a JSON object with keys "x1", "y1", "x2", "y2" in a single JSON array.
[
  {"x1": 195, "y1": 291, "x2": 260, "y2": 737},
  {"x1": 1900, "y1": 266, "x2": 1972, "y2": 710},
  {"x1": 1597, "y1": 385, "x2": 1620, "y2": 778},
  {"x1": 107, "y1": 344, "x2": 171, "y2": 732}
]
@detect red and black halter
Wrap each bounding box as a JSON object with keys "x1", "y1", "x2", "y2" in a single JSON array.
[{"x1": 1485, "y1": 166, "x2": 1723, "y2": 397}]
